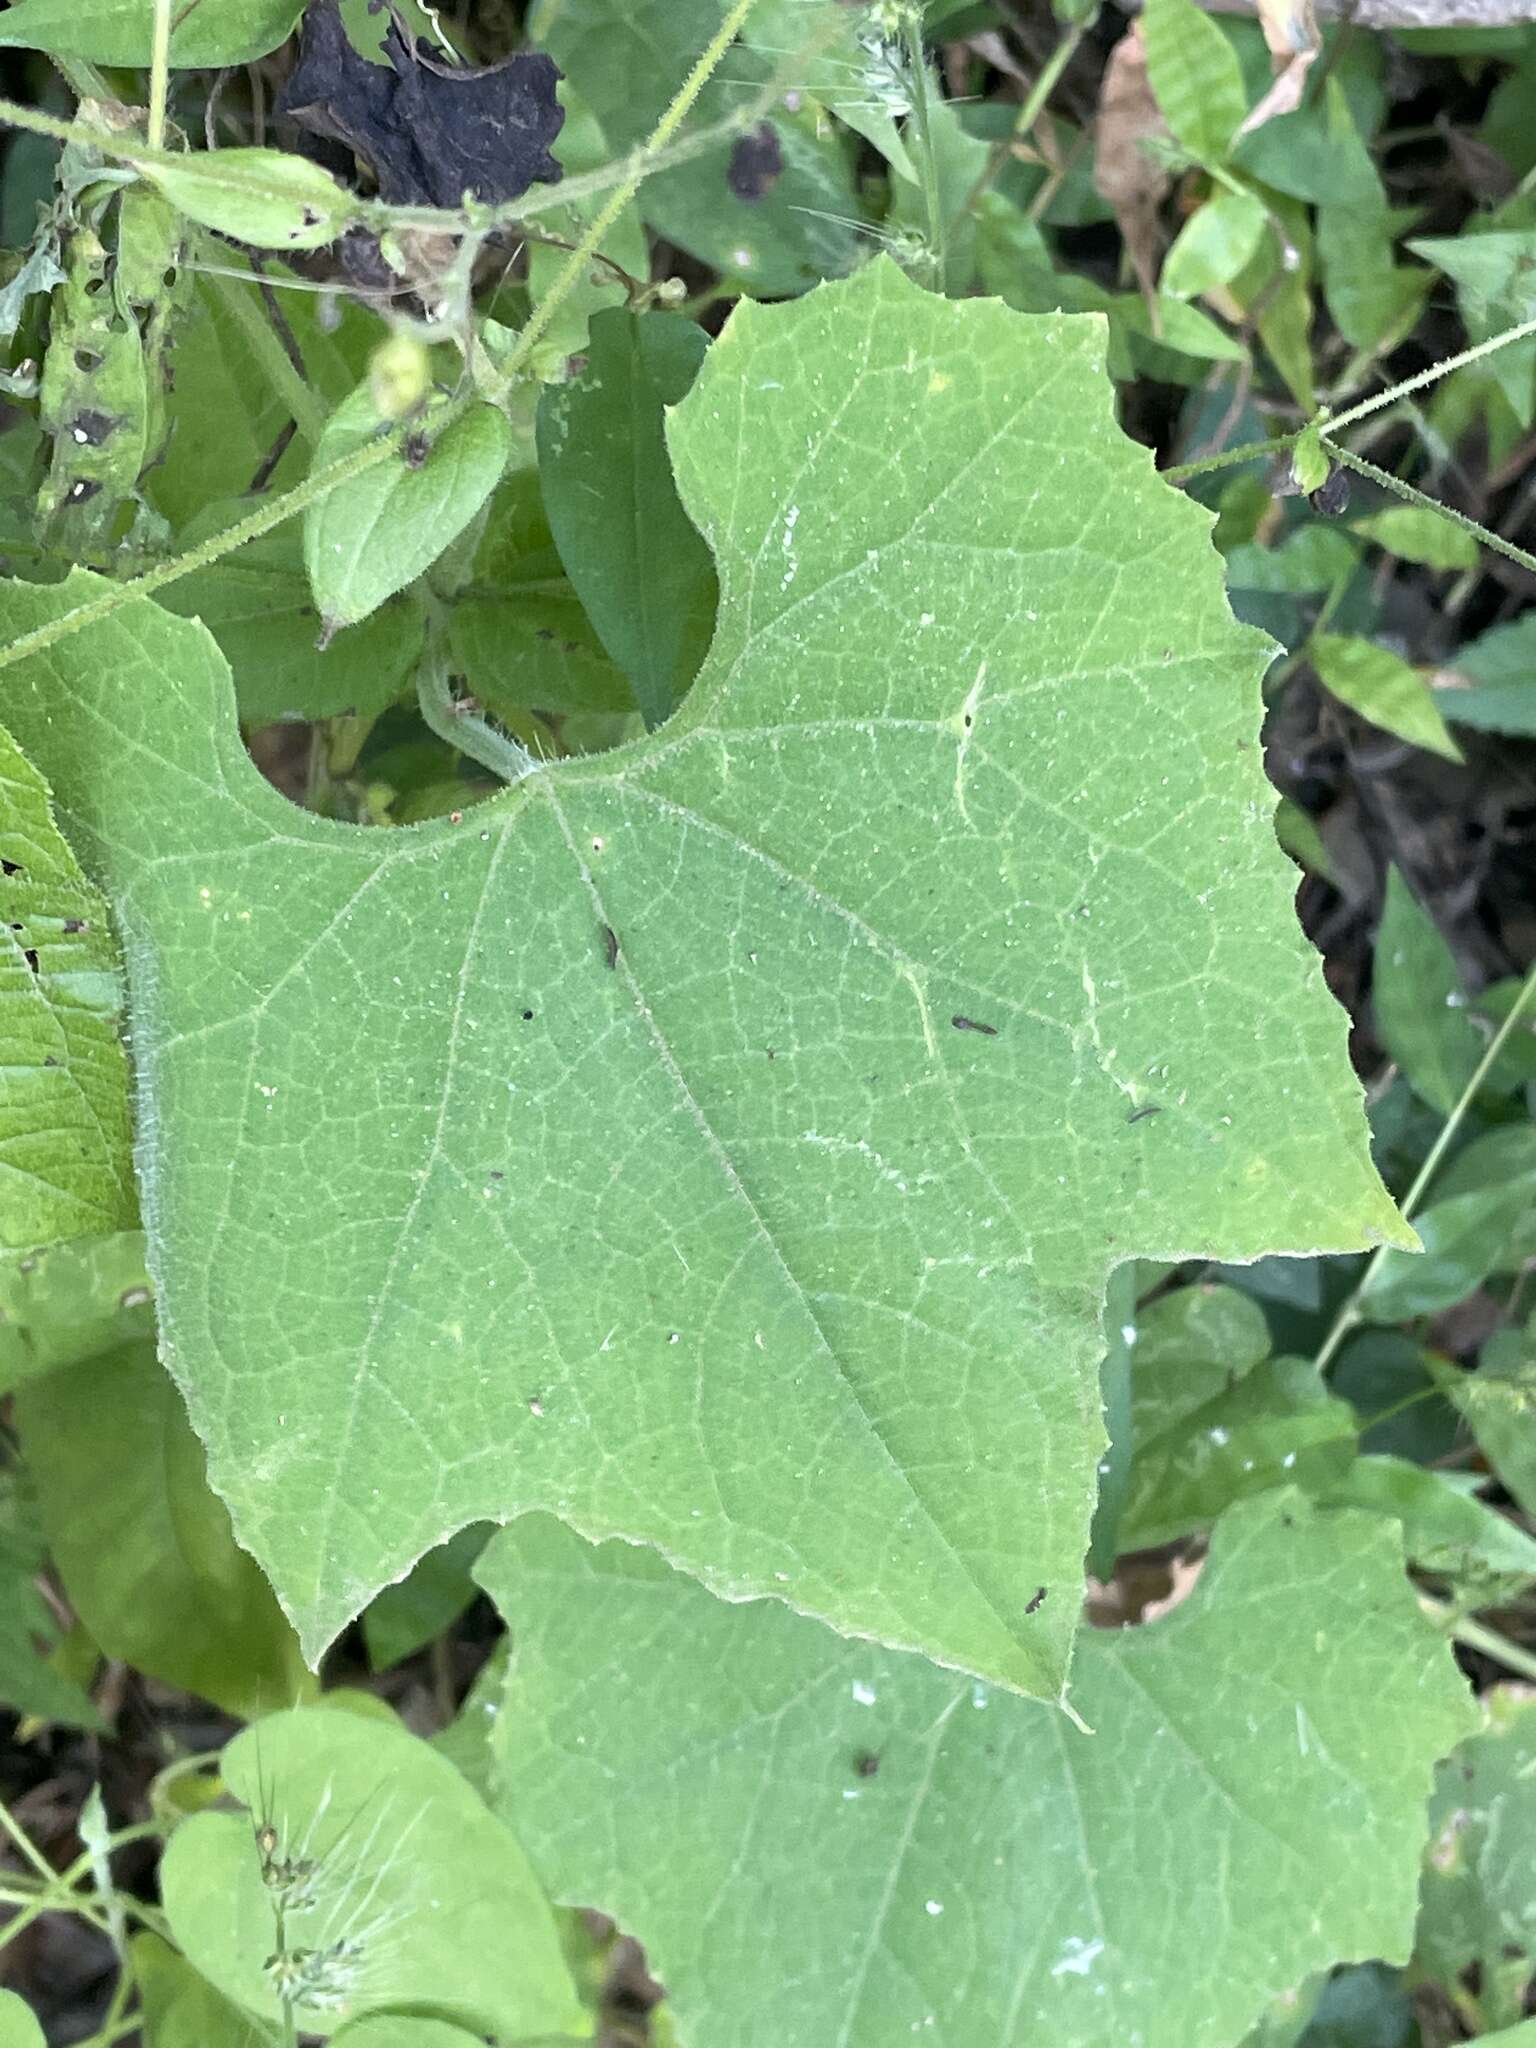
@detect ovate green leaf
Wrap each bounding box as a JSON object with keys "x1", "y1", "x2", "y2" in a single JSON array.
[
  {"x1": 18, "y1": 1343, "x2": 310, "y2": 1717},
  {"x1": 1162, "y1": 188, "x2": 1268, "y2": 299},
  {"x1": 305, "y1": 391, "x2": 510, "y2": 631},
  {"x1": 537, "y1": 309, "x2": 715, "y2": 728},
  {"x1": 478, "y1": 1492, "x2": 1472, "y2": 2048},
  {"x1": 1433, "y1": 610, "x2": 1536, "y2": 737},
  {"x1": 1312, "y1": 633, "x2": 1464, "y2": 762},
  {"x1": 1321, "y1": 1456, "x2": 1536, "y2": 1582},
  {"x1": 1372, "y1": 866, "x2": 1484, "y2": 1117},
  {"x1": 1351, "y1": 505, "x2": 1480, "y2": 572},
  {"x1": 161, "y1": 1708, "x2": 584, "y2": 2041},
  {"x1": 1120, "y1": 1354, "x2": 1356, "y2": 1548},
  {"x1": 0, "y1": 261, "x2": 1404, "y2": 1690},
  {"x1": 0, "y1": 725, "x2": 133, "y2": 1249},
  {"x1": 0, "y1": 0, "x2": 299, "y2": 64},
  {"x1": 1360, "y1": 1174, "x2": 1536, "y2": 1319},
  {"x1": 1142, "y1": 0, "x2": 1249, "y2": 163},
  {"x1": 1409, "y1": 232, "x2": 1536, "y2": 428},
  {"x1": 135, "y1": 150, "x2": 354, "y2": 253}
]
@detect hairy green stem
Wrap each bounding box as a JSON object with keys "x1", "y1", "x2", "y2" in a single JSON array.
[
  {"x1": 0, "y1": 1794, "x2": 56, "y2": 1885},
  {"x1": 1162, "y1": 430, "x2": 1300, "y2": 487},
  {"x1": 1325, "y1": 442, "x2": 1536, "y2": 579},
  {"x1": 1315, "y1": 959, "x2": 1536, "y2": 1375},
  {"x1": 1327, "y1": 313, "x2": 1536, "y2": 437},
  {"x1": 147, "y1": 0, "x2": 172, "y2": 151},
  {"x1": 491, "y1": 0, "x2": 762, "y2": 391},
  {"x1": 416, "y1": 638, "x2": 540, "y2": 784},
  {"x1": 1428, "y1": 1603, "x2": 1536, "y2": 1686},
  {"x1": 903, "y1": 8, "x2": 946, "y2": 288},
  {"x1": 0, "y1": 433, "x2": 394, "y2": 675}
]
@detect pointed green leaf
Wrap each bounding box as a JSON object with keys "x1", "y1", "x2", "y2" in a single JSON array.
[
  {"x1": 1162, "y1": 188, "x2": 1268, "y2": 300},
  {"x1": 1312, "y1": 633, "x2": 1465, "y2": 762},
  {"x1": 1360, "y1": 1175, "x2": 1536, "y2": 1320},
  {"x1": 1351, "y1": 505, "x2": 1480, "y2": 572},
  {"x1": 1373, "y1": 866, "x2": 1484, "y2": 1117},
  {"x1": 537, "y1": 309, "x2": 716, "y2": 729},
  {"x1": 0, "y1": 725, "x2": 133, "y2": 1250},
  {"x1": 0, "y1": 261, "x2": 1403, "y2": 1690},
  {"x1": 1142, "y1": 0, "x2": 1249, "y2": 164},
  {"x1": 477, "y1": 1491, "x2": 1473, "y2": 2048},
  {"x1": 305, "y1": 391, "x2": 511, "y2": 631},
  {"x1": 1121, "y1": 1355, "x2": 1357, "y2": 1548},
  {"x1": 0, "y1": 0, "x2": 299, "y2": 64},
  {"x1": 160, "y1": 1707, "x2": 585, "y2": 2042},
  {"x1": 1434, "y1": 610, "x2": 1536, "y2": 737},
  {"x1": 18, "y1": 1343, "x2": 310, "y2": 1717},
  {"x1": 135, "y1": 151, "x2": 354, "y2": 253},
  {"x1": 1320, "y1": 1455, "x2": 1536, "y2": 1582},
  {"x1": 1409, "y1": 232, "x2": 1536, "y2": 429}
]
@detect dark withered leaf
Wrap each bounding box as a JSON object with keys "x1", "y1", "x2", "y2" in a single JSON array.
[
  {"x1": 279, "y1": 3, "x2": 565, "y2": 211},
  {"x1": 726, "y1": 122, "x2": 783, "y2": 205},
  {"x1": 1308, "y1": 467, "x2": 1351, "y2": 518}
]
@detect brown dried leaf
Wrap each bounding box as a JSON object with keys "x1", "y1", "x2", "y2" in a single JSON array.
[
  {"x1": 1236, "y1": 0, "x2": 1321, "y2": 138},
  {"x1": 1093, "y1": 21, "x2": 1169, "y2": 304}
]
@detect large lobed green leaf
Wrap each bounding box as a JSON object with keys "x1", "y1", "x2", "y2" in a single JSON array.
[
  {"x1": 477, "y1": 1491, "x2": 1473, "y2": 2048},
  {"x1": 0, "y1": 261, "x2": 1403, "y2": 1690},
  {"x1": 0, "y1": 724, "x2": 133, "y2": 1249}
]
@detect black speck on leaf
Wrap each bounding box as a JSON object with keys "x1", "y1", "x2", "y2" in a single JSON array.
[
  {"x1": 22, "y1": 947, "x2": 38, "y2": 973},
  {"x1": 601, "y1": 923, "x2": 619, "y2": 971},
  {"x1": 403, "y1": 431, "x2": 431, "y2": 469},
  {"x1": 279, "y1": 2, "x2": 565, "y2": 210},
  {"x1": 62, "y1": 917, "x2": 88, "y2": 934},
  {"x1": 951, "y1": 1014, "x2": 998, "y2": 1036},
  {"x1": 853, "y1": 1750, "x2": 880, "y2": 1778},
  {"x1": 1025, "y1": 1585, "x2": 1047, "y2": 1614},
  {"x1": 727, "y1": 122, "x2": 783, "y2": 204},
  {"x1": 1126, "y1": 1103, "x2": 1162, "y2": 1124},
  {"x1": 0, "y1": 859, "x2": 19, "y2": 876}
]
